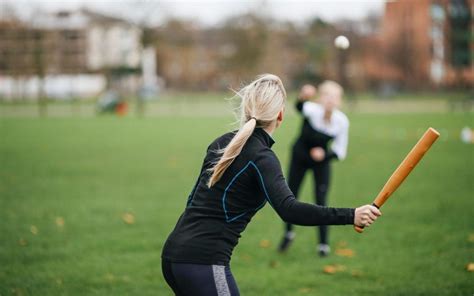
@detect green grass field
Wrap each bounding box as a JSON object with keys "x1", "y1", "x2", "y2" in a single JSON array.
[{"x1": 0, "y1": 104, "x2": 473, "y2": 295}]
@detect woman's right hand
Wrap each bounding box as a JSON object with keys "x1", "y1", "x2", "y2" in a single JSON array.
[
  {"x1": 298, "y1": 84, "x2": 316, "y2": 101},
  {"x1": 354, "y1": 205, "x2": 382, "y2": 227}
]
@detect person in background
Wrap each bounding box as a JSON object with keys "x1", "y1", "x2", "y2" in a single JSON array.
[{"x1": 278, "y1": 81, "x2": 349, "y2": 257}]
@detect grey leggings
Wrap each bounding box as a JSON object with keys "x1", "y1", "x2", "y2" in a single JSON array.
[{"x1": 162, "y1": 259, "x2": 240, "y2": 296}]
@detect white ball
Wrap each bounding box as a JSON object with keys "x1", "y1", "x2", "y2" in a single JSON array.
[{"x1": 334, "y1": 35, "x2": 350, "y2": 49}]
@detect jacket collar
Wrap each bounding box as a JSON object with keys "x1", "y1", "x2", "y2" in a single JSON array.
[{"x1": 253, "y1": 128, "x2": 275, "y2": 148}]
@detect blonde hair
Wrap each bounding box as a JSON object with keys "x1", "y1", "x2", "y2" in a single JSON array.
[
  {"x1": 318, "y1": 80, "x2": 344, "y2": 98},
  {"x1": 207, "y1": 74, "x2": 287, "y2": 187}
]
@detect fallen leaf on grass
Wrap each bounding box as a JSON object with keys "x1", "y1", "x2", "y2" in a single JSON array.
[
  {"x1": 122, "y1": 212, "x2": 135, "y2": 225},
  {"x1": 323, "y1": 264, "x2": 347, "y2": 274},
  {"x1": 351, "y1": 269, "x2": 363, "y2": 277},
  {"x1": 466, "y1": 262, "x2": 474, "y2": 272},
  {"x1": 55, "y1": 217, "x2": 65, "y2": 228},
  {"x1": 468, "y1": 234, "x2": 474, "y2": 243},
  {"x1": 335, "y1": 248, "x2": 355, "y2": 258},
  {"x1": 259, "y1": 239, "x2": 271, "y2": 249},
  {"x1": 269, "y1": 260, "x2": 280, "y2": 268},
  {"x1": 30, "y1": 225, "x2": 38, "y2": 235},
  {"x1": 18, "y1": 238, "x2": 27, "y2": 247},
  {"x1": 323, "y1": 265, "x2": 337, "y2": 274}
]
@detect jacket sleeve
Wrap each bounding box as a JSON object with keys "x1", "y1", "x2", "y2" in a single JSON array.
[
  {"x1": 296, "y1": 100, "x2": 323, "y2": 118},
  {"x1": 330, "y1": 118, "x2": 349, "y2": 161},
  {"x1": 253, "y1": 150, "x2": 355, "y2": 226},
  {"x1": 295, "y1": 100, "x2": 305, "y2": 113}
]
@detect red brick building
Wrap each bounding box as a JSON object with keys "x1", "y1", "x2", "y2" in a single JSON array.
[{"x1": 362, "y1": 0, "x2": 473, "y2": 89}]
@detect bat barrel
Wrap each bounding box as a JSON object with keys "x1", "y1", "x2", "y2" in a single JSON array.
[
  {"x1": 372, "y1": 128, "x2": 439, "y2": 207},
  {"x1": 354, "y1": 128, "x2": 439, "y2": 234}
]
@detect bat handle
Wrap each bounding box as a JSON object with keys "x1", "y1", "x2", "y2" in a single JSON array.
[{"x1": 353, "y1": 203, "x2": 380, "y2": 233}]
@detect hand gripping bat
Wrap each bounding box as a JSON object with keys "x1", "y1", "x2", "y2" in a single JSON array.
[{"x1": 354, "y1": 127, "x2": 440, "y2": 233}]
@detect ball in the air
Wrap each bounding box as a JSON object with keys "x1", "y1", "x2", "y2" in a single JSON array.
[{"x1": 334, "y1": 35, "x2": 350, "y2": 49}]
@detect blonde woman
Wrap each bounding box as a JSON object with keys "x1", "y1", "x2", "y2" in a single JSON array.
[
  {"x1": 278, "y1": 81, "x2": 349, "y2": 257},
  {"x1": 162, "y1": 74, "x2": 380, "y2": 296}
]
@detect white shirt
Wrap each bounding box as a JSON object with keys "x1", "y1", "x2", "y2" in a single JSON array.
[{"x1": 302, "y1": 101, "x2": 349, "y2": 160}]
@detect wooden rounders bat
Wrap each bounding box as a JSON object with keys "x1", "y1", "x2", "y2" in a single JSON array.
[{"x1": 354, "y1": 127, "x2": 440, "y2": 233}]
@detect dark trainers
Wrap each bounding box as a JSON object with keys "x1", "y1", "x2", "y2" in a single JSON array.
[
  {"x1": 278, "y1": 231, "x2": 296, "y2": 253},
  {"x1": 318, "y1": 244, "x2": 331, "y2": 257}
]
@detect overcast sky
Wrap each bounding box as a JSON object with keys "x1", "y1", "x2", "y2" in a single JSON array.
[{"x1": 4, "y1": 0, "x2": 387, "y2": 26}]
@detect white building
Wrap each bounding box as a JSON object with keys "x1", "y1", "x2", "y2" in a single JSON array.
[
  {"x1": 33, "y1": 9, "x2": 143, "y2": 71},
  {"x1": 82, "y1": 10, "x2": 142, "y2": 71},
  {"x1": 0, "y1": 9, "x2": 145, "y2": 100}
]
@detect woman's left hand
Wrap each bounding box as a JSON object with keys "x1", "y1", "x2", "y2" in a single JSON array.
[{"x1": 310, "y1": 147, "x2": 325, "y2": 162}]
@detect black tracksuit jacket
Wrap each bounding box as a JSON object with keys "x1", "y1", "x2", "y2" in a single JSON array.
[{"x1": 162, "y1": 128, "x2": 355, "y2": 266}]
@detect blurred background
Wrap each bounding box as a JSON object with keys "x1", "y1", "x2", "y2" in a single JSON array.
[
  {"x1": 0, "y1": 0, "x2": 472, "y2": 116},
  {"x1": 0, "y1": 1, "x2": 473, "y2": 295}
]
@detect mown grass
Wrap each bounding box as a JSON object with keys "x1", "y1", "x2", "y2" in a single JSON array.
[{"x1": 0, "y1": 107, "x2": 472, "y2": 295}]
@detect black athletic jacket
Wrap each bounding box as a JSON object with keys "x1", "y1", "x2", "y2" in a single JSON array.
[{"x1": 162, "y1": 128, "x2": 355, "y2": 266}]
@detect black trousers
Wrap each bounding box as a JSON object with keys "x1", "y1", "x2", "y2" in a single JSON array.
[
  {"x1": 286, "y1": 142, "x2": 331, "y2": 245},
  {"x1": 162, "y1": 259, "x2": 240, "y2": 296}
]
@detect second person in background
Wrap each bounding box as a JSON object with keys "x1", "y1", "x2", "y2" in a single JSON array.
[{"x1": 278, "y1": 81, "x2": 349, "y2": 257}]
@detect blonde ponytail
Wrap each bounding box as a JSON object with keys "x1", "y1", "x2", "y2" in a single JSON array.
[
  {"x1": 207, "y1": 118, "x2": 256, "y2": 187},
  {"x1": 207, "y1": 74, "x2": 287, "y2": 187}
]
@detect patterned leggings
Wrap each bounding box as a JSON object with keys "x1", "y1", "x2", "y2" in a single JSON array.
[{"x1": 162, "y1": 259, "x2": 240, "y2": 296}]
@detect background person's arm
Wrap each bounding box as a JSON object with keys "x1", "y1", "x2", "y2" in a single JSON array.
[
  {"x1": 295, "y1": 84, "x2": 317, "y2": 114},
  {"x1": 328, "y1": 116, "x2": 349, "y2": 161}
]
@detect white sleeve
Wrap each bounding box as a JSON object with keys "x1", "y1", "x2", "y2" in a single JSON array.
[
  {"x1": 331, "y1": 118, "x2": 349, "y2": 160},
  {"x1": 302, "y1": 102, "x2": 323, "y2": 118}
]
